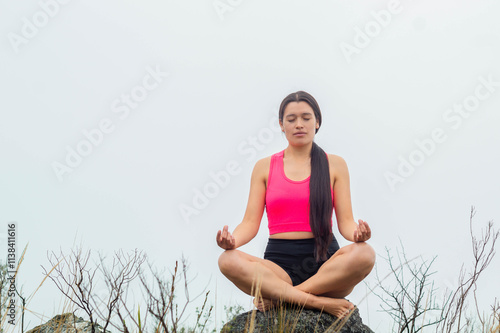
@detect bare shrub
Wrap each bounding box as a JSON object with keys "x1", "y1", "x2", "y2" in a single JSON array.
[
  {"x1": 42, "y1": 247, "x2": 214, "y2": 333},
  {"x1": 370, "y1": 206, "x2": 498, "y2": 333},
  {"x1": 437, "y1": 206, "x2": 499, "y2": 333},
  {"x1": 370, "y1": 242, "x2": 444, "y2": 332}
]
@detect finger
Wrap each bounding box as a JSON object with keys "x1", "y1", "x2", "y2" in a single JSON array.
[
  {"x1": 222, "y1": 225, "x2": 228, "y2": 239},
  {"x1": 359, "y1": 221, "x2": 367, "y2": 234},
  {"x1": 364, "y1": 221, "x2": 371, "y2": 235},
  {"x1": 357, "y1": 226, "x2": 366, "y2": 241},
  {"x1": 353, "y1": 230, "x2": 359, "y2": 242},
  {"x1": 216, "y1": 230, "x2": 221, "y2": 243},
  {"x1": 360, "y1": 223, "x2": 367, "y2": 235},
  {"x1": 360, "y1": 222, "x2": 370, "y2": 239},
  {"x1": 225, "y1": 230, "x2": 233, "y2": 244},
  {"x1": 357, "y1": 220, "x2": 365, "y2": 235},
  {"x1": 225, "y1": 230, "x2": 233, "y2": 243},
  {"x1": 365, "y1": 222, "x2": 372, "y2": 236}
]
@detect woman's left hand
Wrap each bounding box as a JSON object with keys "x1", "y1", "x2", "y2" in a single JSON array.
[{"x1": 353, "y1": 219, "x2": 371, "y2": 242}]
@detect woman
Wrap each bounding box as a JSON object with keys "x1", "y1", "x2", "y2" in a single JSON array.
[{"x1": 216, "y1": 91, "x2": 375, "y2": 319}]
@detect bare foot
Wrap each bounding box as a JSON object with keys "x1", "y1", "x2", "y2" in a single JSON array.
[
  {"x1": 316, "y1": 297, "x2": 355, "y2": 319},
  {"x1": 253, "y1": 297, "x2": 278, "y2": 312}
]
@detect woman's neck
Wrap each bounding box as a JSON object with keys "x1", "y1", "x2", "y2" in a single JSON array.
[{"x1": 284, "y1": 144, "x2": 312, "y2": 161}]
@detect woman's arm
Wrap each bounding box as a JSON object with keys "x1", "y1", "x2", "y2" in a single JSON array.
[
  {"x1": 216, "y1": 157, "x2": 268, "y2": 250},
  {"x1": 330, "y1": 155, "x2": 371, "y2": 242}
]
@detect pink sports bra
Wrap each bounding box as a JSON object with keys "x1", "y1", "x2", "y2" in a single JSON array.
[{"x1": 265, "y1": 149, "x2": 334, "y2": 235}]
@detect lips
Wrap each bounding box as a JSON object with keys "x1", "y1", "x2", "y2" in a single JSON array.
[{"x1": 294, "y1": 132, "x2": 306, "y2": 136}]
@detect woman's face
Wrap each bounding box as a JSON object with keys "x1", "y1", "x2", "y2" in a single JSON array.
[{"x1": 280, "y1": 101, "x2": 319, "y2": 145}]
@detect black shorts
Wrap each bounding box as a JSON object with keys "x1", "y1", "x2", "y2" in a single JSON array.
[{"x1": 263, "y1": 237, "x2": 340, "y2": 286}]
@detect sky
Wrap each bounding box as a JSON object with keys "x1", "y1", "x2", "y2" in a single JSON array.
[{"x1": 1, "y1": 0, "x2": 500, "y2": 332}]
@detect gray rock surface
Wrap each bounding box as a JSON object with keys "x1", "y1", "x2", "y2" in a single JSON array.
[
  {"x1": 221, "y1": 304, "x2": 374, "y2": 333},
  {"x1": 26, "y1": 313, "x2": 111, "y2": 333}
]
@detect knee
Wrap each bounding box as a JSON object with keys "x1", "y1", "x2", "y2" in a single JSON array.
[
  {"x1": 352, "y1": 242, "x2": 376, "y2": 274},
  {"x1": 218, "y1": 250, "x2": 239, "y2": 276}
]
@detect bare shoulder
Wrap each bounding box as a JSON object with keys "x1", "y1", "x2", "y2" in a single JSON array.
[
  {"x1": 253, "y1": 156, "x2": 271, "y2": 173},
  {"x1": 327, "y1": 153, "x2": 347, "y2": 167},
  {"x1": 254, "y1": 155, "x2": 272, "y2": 187},
  {"x1": 326, "y1": 154, "x2": 349, "y2": 184}
]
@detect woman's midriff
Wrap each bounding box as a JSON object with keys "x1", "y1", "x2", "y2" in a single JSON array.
[{"x1": 269, "y1": 231, "x2": 315, "y2": 239}]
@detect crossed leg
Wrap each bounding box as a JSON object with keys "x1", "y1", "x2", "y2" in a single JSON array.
[{"x1": 218, "y1": 241, "x2": 375, "y2": 318}]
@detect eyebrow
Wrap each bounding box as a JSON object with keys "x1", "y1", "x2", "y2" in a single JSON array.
[{"x1": 285, "y1": 112, "x2": 313, "y2": 118}]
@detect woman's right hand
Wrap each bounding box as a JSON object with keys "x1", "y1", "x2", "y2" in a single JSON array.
[{"x1": 216, "y1": 225, "x2": 236, "y2": 250}]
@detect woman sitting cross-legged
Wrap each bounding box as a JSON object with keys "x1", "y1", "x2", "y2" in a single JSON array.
[{"x1": 216, "y1": 90, "x2": 376, "y2": 319}]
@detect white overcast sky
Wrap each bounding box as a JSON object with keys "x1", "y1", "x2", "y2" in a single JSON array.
[{"x1": 1, "y1": 0, "x2": 500, "y2": 332}]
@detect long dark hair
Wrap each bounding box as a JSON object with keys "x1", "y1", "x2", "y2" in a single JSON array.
[{"x1": 278, "y1": 91, "x2": 333, "y2": 262}]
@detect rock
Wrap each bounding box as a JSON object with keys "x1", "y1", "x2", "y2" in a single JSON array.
[
  {"x1": 26, "y1": 313, "x2": 111, "y2": 333},
  {"x1": 221, "y1": 304, "x2": 374, "y2": 333}
]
